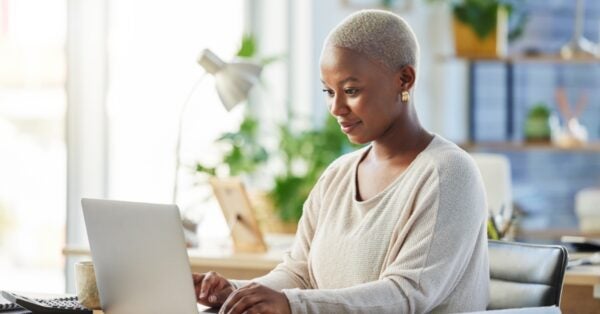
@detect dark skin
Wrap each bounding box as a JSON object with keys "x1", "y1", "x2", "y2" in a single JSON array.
[
  {"x1": 193, "y1": 271, "x2": 290, "y2": 314},
  {"x1": 193, "y1": 272, "x2": 235, "y2": 307},
  {"x1": 192, "y1": 45, "x2": 432, "y2": 314},
  {"x1": 320, "y1": 45, "x2": 433, "y2": 201}
]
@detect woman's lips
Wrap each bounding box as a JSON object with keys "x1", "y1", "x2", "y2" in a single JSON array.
[{"x1": 339, "y1": 120, "x2": 361, "y2": 133}]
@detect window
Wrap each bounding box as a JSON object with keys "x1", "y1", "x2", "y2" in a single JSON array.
[
  {"x1": 106, "y1": 1, "x2": 248, "y2": 239},
  {"x1": 0, "y1": 0, "x2": 67, "y2": 292}
]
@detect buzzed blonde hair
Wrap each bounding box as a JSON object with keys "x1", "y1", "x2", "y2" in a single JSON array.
[{"x1": 324, "y1": 9, "x2": 419, "y2": 71}]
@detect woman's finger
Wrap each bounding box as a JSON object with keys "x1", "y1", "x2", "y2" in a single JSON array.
[
  {"x1": 210, "y1": 285, "x2": 233, "y2": 305},
  {"x1": 192, "y1": 273, "x2": 205, "y2": 301},
  {"x1": 200, "y1": 271, "x2": 219, "y2": 299},
  {"x1": 220, "y1": 283, "x2": 259, "y2": 314}
]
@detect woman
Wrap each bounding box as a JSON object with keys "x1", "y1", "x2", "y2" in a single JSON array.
[{"x1": 194, "y1": 10, "x2": 490, "y2": 314}]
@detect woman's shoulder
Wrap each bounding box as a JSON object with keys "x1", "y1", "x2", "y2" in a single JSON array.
[{"x1": 419, "y1": 135, "x2": 479, "y2": 179}]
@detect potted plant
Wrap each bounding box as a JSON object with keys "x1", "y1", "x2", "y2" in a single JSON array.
[
  {"x1": 196, "y1": 114, "x2": 360, "y2": 234},
  {"x1": 524, "y1": 103, "x2": 551, "y2": 142},
  {"x1": 267, "y1": 115, "x2": 360, "y2": 229},
  {"x1": 428, "y1": 0, "x2": 521, "y2": 58}
]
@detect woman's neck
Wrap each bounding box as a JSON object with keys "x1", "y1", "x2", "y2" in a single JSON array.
[{"x1": 369, "y1": 106, "x2": 433, "y2": 165}]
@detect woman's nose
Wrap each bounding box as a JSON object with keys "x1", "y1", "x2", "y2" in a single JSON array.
[{"x1": 330, "y1": 95, "x2": 349, "y2": 116}]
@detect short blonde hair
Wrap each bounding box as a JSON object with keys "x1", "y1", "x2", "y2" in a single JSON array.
[{"x1": 324, "y1": 9, "x2": 419, "y2": 71}]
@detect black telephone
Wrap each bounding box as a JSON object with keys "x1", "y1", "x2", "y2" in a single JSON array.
[{"x1": 1, "y1": 291, "x2": 92, "y2": 314}]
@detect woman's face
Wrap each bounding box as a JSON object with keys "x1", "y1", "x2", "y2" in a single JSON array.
[{"x1": 320, "y1": 46, "x2": 404, "y2": 144}]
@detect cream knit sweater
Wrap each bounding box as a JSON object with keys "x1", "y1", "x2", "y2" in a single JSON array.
[{"x1": 232, "y1": 135, "x2": 490, "y2": 313}]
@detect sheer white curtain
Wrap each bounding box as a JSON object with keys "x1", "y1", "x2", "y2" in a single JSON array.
[{"x1": 0, "y1": 0, "x2": 67, "y2": 293}]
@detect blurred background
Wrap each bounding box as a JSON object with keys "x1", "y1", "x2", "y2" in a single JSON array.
[{"x1": 2, "y1": 0, "x2": 600, "y2": 295}]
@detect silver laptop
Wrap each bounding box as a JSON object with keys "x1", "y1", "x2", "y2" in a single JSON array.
[{"x1": 82, "y1": 198, "x2": 201, "y2": 314}]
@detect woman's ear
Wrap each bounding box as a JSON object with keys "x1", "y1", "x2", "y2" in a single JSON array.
[{"x1": 395, "y1": 65, "x2": 416, "y2": 91}]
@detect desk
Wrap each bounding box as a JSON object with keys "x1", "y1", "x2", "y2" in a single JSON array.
[
  {"x1": 64, "y1": 245, "x2": 282, "y2": 280},
  {"x1": 560, "y1": 262, "x2": 600, "y2": 314},
  {"x1": 63, "y1": 241, "x2": 285, "y2": 313},
  {"x1": 63, "y1": 244, "x2": 600, "y2": 314}
]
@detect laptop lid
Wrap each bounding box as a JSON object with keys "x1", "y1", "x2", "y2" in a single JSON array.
[{"x1": 82, "y1": 198, "x2": 199, "y2": 314}]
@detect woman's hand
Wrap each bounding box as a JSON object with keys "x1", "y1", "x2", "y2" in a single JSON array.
[
  {"x1": 192, "y1": 271, "x2": 234, "y2": 307},
  {"x1": 219, "y1": 282, "x2": 291, "y2": 314}
]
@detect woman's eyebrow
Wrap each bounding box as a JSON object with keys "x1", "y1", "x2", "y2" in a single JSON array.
[{"x1": 320, "y1": 76, "x2": 360, "y2": 86}]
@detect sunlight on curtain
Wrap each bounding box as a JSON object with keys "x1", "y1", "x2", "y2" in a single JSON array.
[{"x1": 0, "y1": 0, "x2": 67, "y2": 293}]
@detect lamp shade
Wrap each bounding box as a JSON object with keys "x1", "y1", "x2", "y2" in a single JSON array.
[{"x1": 197, "y1": 49, "x2": 262, "y2": 111}]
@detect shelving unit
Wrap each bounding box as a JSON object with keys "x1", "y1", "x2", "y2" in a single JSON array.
[
  {"x1": 461, "y1": 141, "x2": 600, "y2": 152},
  {"x1": 448, "y1": 54, "x2": 600, "y2": 243},
  {"x1": 443, "y1": 54, "x2": 600, "y2": 142}
]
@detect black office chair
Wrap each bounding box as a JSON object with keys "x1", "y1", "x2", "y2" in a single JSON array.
[{"x1": 487, "y1": 240, "x2": 568, "y2": 310}]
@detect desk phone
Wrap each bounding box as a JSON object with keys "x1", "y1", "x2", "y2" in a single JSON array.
[{"x1": 1, "y1": 291, "x2": 92, "y2": 314}]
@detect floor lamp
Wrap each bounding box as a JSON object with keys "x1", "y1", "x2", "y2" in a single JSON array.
[{"x1": 172, "y1": 48, "x2": 263, "y2": 204}]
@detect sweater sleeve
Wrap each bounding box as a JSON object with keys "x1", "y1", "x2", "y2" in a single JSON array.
[
  {"x1": 229, "y1": 177, "x2": 322, "y2": 291},
  {"x1": 281, "y1": 154, "x2": 489, "y2": 314}
]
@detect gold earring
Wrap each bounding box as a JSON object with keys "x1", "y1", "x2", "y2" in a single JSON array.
[{"x1": 401, "y1": 91, "x2": 410, "y2": 103}]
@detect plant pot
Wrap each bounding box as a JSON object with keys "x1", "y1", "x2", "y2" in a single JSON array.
[
  {"x1": 524, "y1": 116, "x2": 551, "y2": 142},
  {"x1": 249, "y1": 191, "x2": 298, "y2": 235},
  {"x1": 452, "y1": 9, "x2": 508, "y2": 58}
]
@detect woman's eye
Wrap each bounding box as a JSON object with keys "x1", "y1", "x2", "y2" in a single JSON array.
[
  {"x1": 344, "y1": 88, "x2": 359, "y2": 96},
  {"x1": 322, "y1": 89, "x2": 334, "y2": 97}
]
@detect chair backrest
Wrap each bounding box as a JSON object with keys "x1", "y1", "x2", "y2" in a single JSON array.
[
  {"x1": 471, "y1": 153, "x2": 513, "y2": 227},
  {"x1": 488, "y1": 240, "x2": 568, "y2": 310}
]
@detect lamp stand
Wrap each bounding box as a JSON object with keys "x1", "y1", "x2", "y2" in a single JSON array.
[{"x1": 172, "y1": 74, "x2": 208, "y2": 204}]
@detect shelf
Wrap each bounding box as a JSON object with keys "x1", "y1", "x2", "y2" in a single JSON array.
[
  {"x1": 441, "y1": 53, "x2": 600, "y2": 142},
  {"x1": 439, "y1": 54, "x2": 600, "y2": 64},
  {"x1": 461, "y1": 141, "x2": 600, "y2": 152}
]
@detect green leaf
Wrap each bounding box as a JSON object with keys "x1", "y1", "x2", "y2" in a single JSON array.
[
  {"x1": 237, "y1": 34, "x2": 257, "y2": 58},
  {"x1": 453, "y1": 2, "x2": 499, "y2": 39},
  {"x1": 195, "y1": 164, "x2": 216, "y2": 176},
  {"x1": 195, "y1": 107, "x2": 362, "y2": 223},
  {"x1": 430, "y1": 0, "x2": 520, "y2": 40},
  {"x1": 527, "y1": 103, "x2": 550, "y2": 118},
  {"x1": 268, "y1": 115, "x2": 362, "y2": 222}
]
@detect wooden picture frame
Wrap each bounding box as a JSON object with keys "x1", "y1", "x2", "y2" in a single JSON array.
[{"x1": 209, "y1": 177, "x2": 268, "y2": 253}]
